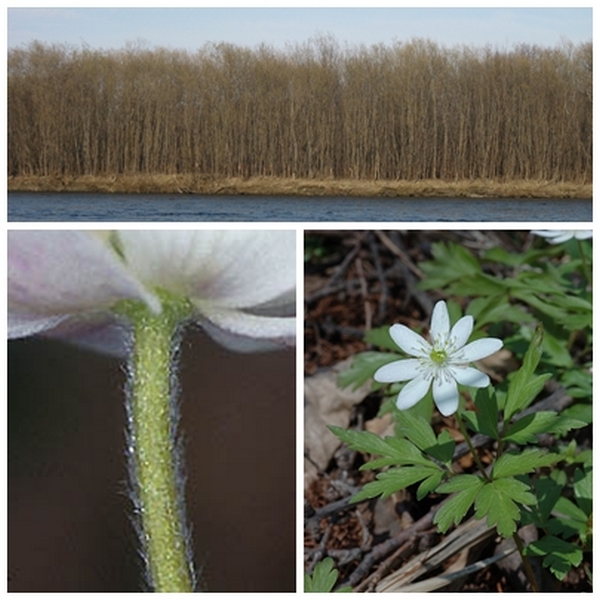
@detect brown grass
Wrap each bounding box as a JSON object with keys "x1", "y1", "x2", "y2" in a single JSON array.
[{"x1": 7, "y1": 174, "x2": 592, "y2": 199}]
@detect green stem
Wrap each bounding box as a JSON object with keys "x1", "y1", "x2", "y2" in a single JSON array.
[
  {"x1": 513, "y1": 530, "x2": 540, "y2": 592},
  {"x1": 456, "y1": 414, "x2": 490, "y2": 482},
  {"x1": 124, "y1": 294, "x2": 195, "y2": 592},
  {"x1": 457, "y1": 414, "x2": 539, "y2": 592}
]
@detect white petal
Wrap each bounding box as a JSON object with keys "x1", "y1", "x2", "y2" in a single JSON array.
[
  {"x1": 458, "y1": 338, "x2": 503, "y2": 362},
  {"x1": 574, "y1": 230, "x2": 593, "y2": 241},
  {"x1": 118, "y1": 230, "x2": 295, "y2": 309},
  {"x1": 450, "y1": 365, "x2": 490, "y2": 388},
  {"x1": 430, "y1": 301, "x2": 450, "y2": 344},
  {"x1": 196, "y1": 306, "x2": 295, "y2": 352},
  {"x1": 432, "y1": 377, "x2": 460, "y2": 416},
  {"x1": 389, "y1": 324, "x2": 430, "y2": 357},
  {"x1": 450, "y1": 315, "x2": 473, "y2": 349},
  {"x1": 396, "y1": 374, "x2": 432, "y2": 410},
  {"x1": 374, "y1": 358, "x2": 423, "y2": 383},
  {"x1": 8, "y1": 231, "x2": 159, "y2": 339},
  {"x1": 44, "y1": 315, "x2": 131, "y2": 356}
]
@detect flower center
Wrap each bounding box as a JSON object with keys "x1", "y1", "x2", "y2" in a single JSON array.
[{"x1": 430, "y1": 348, "x2": 448, "y2": 365}]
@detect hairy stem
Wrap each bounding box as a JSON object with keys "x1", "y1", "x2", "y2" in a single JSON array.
[{"x1": 125, "y1": 294, "x2": 195, "y2": 592}]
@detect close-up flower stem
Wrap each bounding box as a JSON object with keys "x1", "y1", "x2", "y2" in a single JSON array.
[{"x1": 122, "y1": 293, "x2": 196, "y2": 592}]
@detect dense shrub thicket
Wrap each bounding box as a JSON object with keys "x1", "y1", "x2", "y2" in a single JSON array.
[{"x1": 7, "y1": 38, "x2": 592, "y2": 182}]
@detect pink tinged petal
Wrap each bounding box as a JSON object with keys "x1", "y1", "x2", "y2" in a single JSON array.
[
  {"x1": 374, "y1": 358, "x2": 423, "y2": 383},
  {"x1": 432, "y1": 376, "x2": 460, "y2": 416},
  {"x1": 449, "y1": 365, "x2": 491, "y2": 388},
  {"x1": 118, "y1": 230, "x2": 296, "y2": 310},
  {"x1": 389, "y1": 324, "x2": 430, "y2": 357},
  {"x1": 396, "y1": 374, "x2": 432, "y2": 410},
  {"x1": 430, "y1": 301, "x2": 450, "y2": 344},
  {"x1": 8, "y1": 231, "x2": 159, "y2": 339},
  {"x1": 458, "y1": 338, "x2": 503, "y2": 362},
  {"x1": 44, "y1": 315, "x2": 131, "y2": 356},
  {"x1": 450, "y1": 315, "x2": 473, "y2": 349},
  {"x1": 196, "y1": 306, "x2": 295, "y2": 352}
]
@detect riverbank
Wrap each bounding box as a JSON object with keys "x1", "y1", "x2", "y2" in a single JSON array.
[{"x1": 8, "y1": 174, "x2": 592, "y2": 199}]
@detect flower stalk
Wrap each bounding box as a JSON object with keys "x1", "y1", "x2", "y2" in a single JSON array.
[{"x1": 123, "y1": 293, "x2": 195, "y2": 592}]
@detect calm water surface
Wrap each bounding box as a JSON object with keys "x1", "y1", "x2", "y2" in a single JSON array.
[{"x1": 8, "y1": 192, "x2": 592, "y2": 222}]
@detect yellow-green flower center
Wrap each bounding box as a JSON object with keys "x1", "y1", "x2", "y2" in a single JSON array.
[{"x1": 430, "y1": 348, "x2": 448, "y2": 365}]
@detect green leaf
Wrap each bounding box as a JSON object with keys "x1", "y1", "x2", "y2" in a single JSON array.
[
  {"x1": 305, "y1": 557, "x2": 339, "y2": 592},
  {"x1": 432, "y1": 429, "x2": 456, "y2": 464},
  {"x1": 416, "y1": 470, "x2": 444, "y2": 501},
  {"x1": 328, "y1": 426, "x2": 436, "y2": 470},
  {"x1": 434, "y1": 474, "x2": 485, "y2": 533},
  {"x1": 364, "y1": 326, "x2": 405, "y2": 352},
  {"x1": 540, "y1": 329, "x2": 578, "y2": 368},
  {"x1": 473, "y1": 386, "x2": 499, "y2": 439},
  {"x1": 337, "y1": 351, "x2": 400, "y2": 390},
  {"x1": 561, "y1": 402, "x2": 592, "y2": 425},
  {"x1": 352, "y1": 466, "x2": 441, "y2": 503},
  {"x1": 526, "y1": 536, "x2": 583, "y2": 580},
  {"x1": 492, "y1": 449, "x2": 559, "y2": 479},
  {"x1": 474, "y1": 478, "x2": 535, "y2": 538},
  {"x1": 560, "y1": 369, "x2": 592, "y2": 400},
  {"x1": 395, "y1": 410, "x2": 455, "y2": 464},
  {"x1": 395, "y1": 410, "x2": 436, "y2": 451},
  {"x1": 466, "y1": 295, "x2": 533, "y2": 328},
  {"x1": 418, "y1": 242, "x2": 482, "y2": 289},
  {"x1": 573, "y1": 466, "x2": 592, "y2": 515},
  {"x1": 502, "y1": 411, "x2": 559, "y2": 443},
  {"x1": 549, "y1": 414, "x2": 588, "y2": 438},
  {"x1": 553, "y1": 496, "x2": 588, "y2": 524},
  {"x1": 533, "y1": 477, "x2": 564, "y2": 522},
  {"x1": 504, "y1": 324, "x2": 551, "y2": 421}
]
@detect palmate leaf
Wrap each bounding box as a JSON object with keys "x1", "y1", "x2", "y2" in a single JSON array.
[
  {"x1": 363, "y1": 326, "x2": 405, "y2": 352},
  {"x1": 352, "y1": 465, "x2": 442, "y2": 503},
  {"x1": 492, "y1": 448, "x2": 559, "y2": 479},
  {"x1": 337, "y1": 351, "x2": 400, "y2": 390},
  {"x1": 417, "y1": 242, "x2": 482, "y2": 289},
  {"x1": 502, "y1": 411, "x2": 586, "y2": 444},
  {"x1": 474, "y1": 477, "x2": 536, "y2": 538},
  {"x1": 305, "y1": 557, "x2": 352, "y2": 592},
  {"x1": 573, "y1": 466, "x2": 592, "y2": 516},
  {"x1": 526, "y1": 536, "x2": 584, "y2": 580},
  {"x1": 504, "y1": 324, "x2": 551, "y2": 422},
  {"x1": 328, "y1": 426, "x2": 435, "y2": 470},
  {"x1": 436, "y1": 475, "x2": 537, "y2": 538},
  {"x1": 463, "y1": 386, "x2": 499, "y2": 439},
  {"x1": 395, "y1": 410, "x2": 456, "y2": 464},
  {"x1": 434, "y1": 474, "x2": 485, "y2": 533}
]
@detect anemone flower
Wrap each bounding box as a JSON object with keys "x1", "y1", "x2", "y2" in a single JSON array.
[
  {"x1": 8, "y1": 230, "x2": 296, "y2": 352},
  {"x1": 8, "y1": 229, "x2": 296, "y2": 592},
  {"x1": 374, "y1": 301, "x2": 502, "y2": 417}
]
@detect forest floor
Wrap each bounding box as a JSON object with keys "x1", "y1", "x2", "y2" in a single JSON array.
[
  {"x1": 8, "y1": 174, "x2": 592, "y2": 199},
  {"x1": 304, "y1": 230, "x2": 592, "y2": 593}
]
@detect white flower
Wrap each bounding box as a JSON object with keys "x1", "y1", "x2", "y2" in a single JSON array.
[
  {"x1": 374, "y1": 301, "x2": 503, "y2": 416},
  {"x1": 8, "y1": 230, "x2": 296, "y2": 353},
  {"x1": 531, "y1": 230, "x2": 593, "y2": 244}
]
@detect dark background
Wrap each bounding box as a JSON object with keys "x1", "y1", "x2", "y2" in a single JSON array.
[{"x1": 8, "y1": 327, "x2": 295, "y2": 592}]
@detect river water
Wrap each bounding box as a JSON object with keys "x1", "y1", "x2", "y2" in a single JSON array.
[{"x1": 8, "y1": 192, "x2": 592, "y2": 222}]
